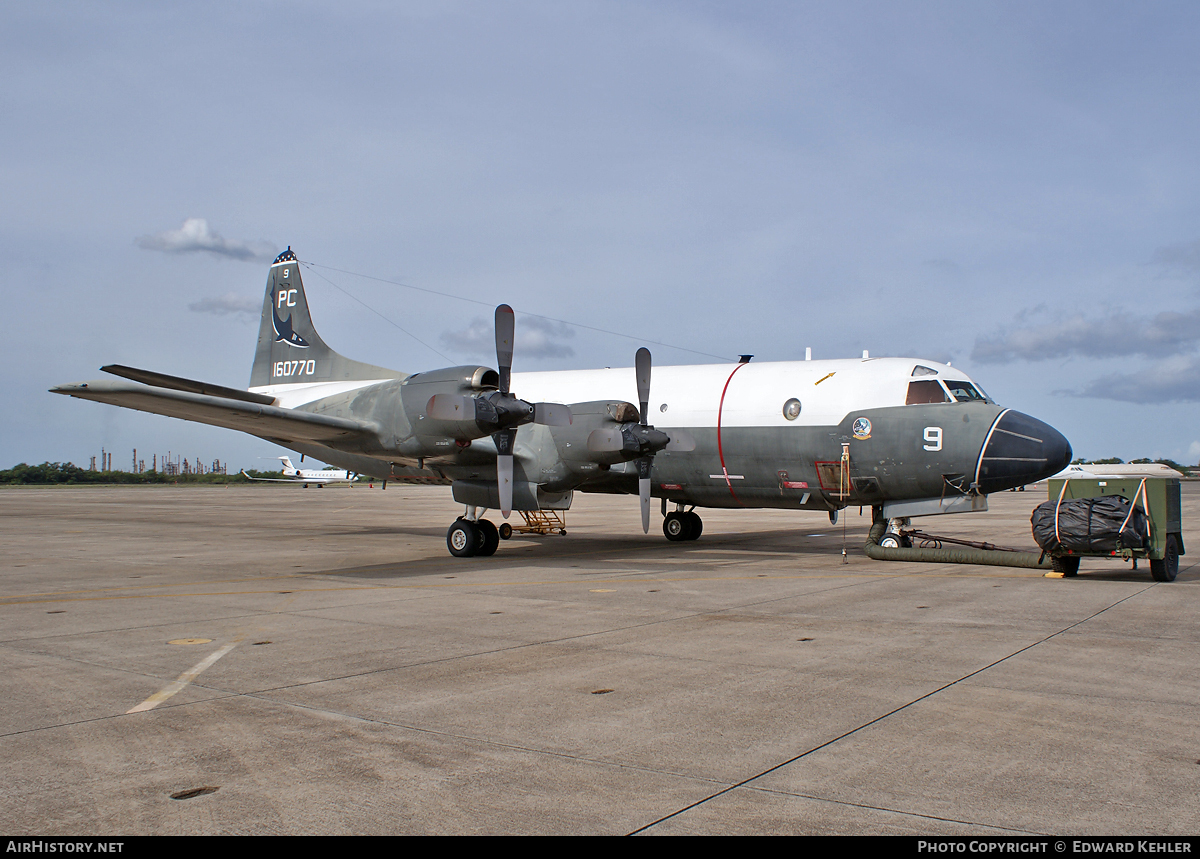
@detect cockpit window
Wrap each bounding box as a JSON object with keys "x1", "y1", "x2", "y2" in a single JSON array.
[
  {"x1": 944, "y1": 380, "x2": 989, "y2": 402},
  {"x1": 906, "y1": 380, "x2": 950, "y2": 404},
  {"x1": 911, "y1": 365, "x2": 938, "y2": 377}
]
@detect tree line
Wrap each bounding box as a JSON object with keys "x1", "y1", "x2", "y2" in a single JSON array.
[{"x1": 0, "y1": 463, "x2": 283, "y2": 485}]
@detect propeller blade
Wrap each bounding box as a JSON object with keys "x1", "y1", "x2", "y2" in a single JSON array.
[
  {"x1": 495, "y1": 304, "x2": 515, "y2": 394},
  {"x1": 587, "y1": 427, "x2": 624, "y2": 452},
  {"x1": 664, "y1": 429, "x2": 696, "y2": 452},
  {"x1": 635, "y1": 347, "x2": 651, "y2": 425},
  {"x1": 497, "y1": 454, "x2": 513, "y2": 518},
  {"x1": 638, "y1": 456, "x2": 652, "y2": 533},
  {"x1": 427, "y1": 394, "x2": 476, "y2": 421},
  {"x1": 493, "y1": 427, "x2": 517, "y2": 518},
  {"x1": 533, "y1": 402, "x2": 572, "y2": 426}
]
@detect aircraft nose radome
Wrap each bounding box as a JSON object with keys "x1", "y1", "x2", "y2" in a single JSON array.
[{"x1": 975, "y1": 411, "x2": 1072, "y2": 494}]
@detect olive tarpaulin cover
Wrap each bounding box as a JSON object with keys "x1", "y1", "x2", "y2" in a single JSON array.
[{"x1": 1031, "y1": 495, "x2": 1148, "y2": 555}]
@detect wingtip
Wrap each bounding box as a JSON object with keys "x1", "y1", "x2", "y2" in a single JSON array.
[{"x1": 49, "y1": 382, "x2": 87, "y2": 395}]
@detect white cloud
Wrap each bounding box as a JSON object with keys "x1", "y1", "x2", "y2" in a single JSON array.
[
  {"x1": 188, "y1": 293, "x2": 260, "y2": 316},
  {"x1": 973, "y1": 307, "x2": 1200, "y2": 364},
  {"x1": 136, "y1": 218, "x2": 276, "y2": 263},
  {"x1": 441, "y1": 315, "x2": 575, "y2": 360},
  {"x1": 1068, "y1": 354, "x2": 1200, "y2": 404}
]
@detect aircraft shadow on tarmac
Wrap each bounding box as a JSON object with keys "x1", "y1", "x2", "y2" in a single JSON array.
[{"x1": 324, "y1": 527, "x2": 871, "y2": 579}]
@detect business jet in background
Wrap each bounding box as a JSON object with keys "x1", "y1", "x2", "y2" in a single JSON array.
[{"x1": 240, "y1": 456, "x2": 358, "y2": 487}]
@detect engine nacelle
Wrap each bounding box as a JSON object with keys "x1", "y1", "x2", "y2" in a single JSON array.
[
  {"x1": 548, "y1": 400, "x2": 639, "y2": 467},
  {"x1": 397, "y1": 365, "x2": 500, "y2": 450}
]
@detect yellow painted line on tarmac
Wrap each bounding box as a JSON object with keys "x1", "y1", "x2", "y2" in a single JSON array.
[
  {"x1": 3, "y1": 574, "x2": 892, "y2": 606},
  {"x1": 0, "y1": 586, "x2": 385, "y2": 606},
  {"x1": 126, "y1": 642, "x2": 237, "y2": 714},
  {"x1": 0, "y1": 573, "x2": 315, "y2": 601},
  {"x1": 1, "y1": 566, "x2": 1047, "y2": 608}
]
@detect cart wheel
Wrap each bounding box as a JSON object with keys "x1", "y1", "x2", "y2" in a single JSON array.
[
  {"x1": 498, "y1": 522, "x2": 513, "y2": 540},
  {"x1": 1150, "y1": 536, "x2": 1179, "y2": 583},
  {"x1": 1051, "y1": 555, "x2": 1080, "y2": 577},
  {"x1": 558, "y1": 529, "x2": 567, "y2": 535}
]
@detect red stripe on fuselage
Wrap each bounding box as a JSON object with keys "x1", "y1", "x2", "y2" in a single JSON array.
[{"x1": 716, "y1": 362, "x2": 749, "y2": 505}]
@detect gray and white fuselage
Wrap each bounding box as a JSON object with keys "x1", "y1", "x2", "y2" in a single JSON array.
[
  {"x1": 54, "y1": 247, "x2": 1071, "y2": 548},
  {"x1": 250, "y1": 356, "x2": 1067, "y2": 513}
]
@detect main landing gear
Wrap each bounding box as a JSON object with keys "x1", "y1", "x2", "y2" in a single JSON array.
[
  {"x1": 446, "y1": 504, "x2": 707, "y2": 556},
  {"x1": 663, "y1": 508, "x2": 703, "y2": 542},
  {"x1": 447, "y1": 515, "x2": 499, "y2": 558}
]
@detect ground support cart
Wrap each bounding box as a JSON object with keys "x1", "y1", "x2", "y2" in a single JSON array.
[
  {"x1": 497, "y1": 509, "x2": 568, "y2": 539},
  {"x1": 1043, "y1": 477, "x2": 1184, "y2": 581}
]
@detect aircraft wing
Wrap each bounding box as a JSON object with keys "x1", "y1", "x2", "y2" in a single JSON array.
[
  {"x1": 100, "y1": 363, "x2": 277, "y2": 405},
  {"x1": 51, "y1": 379, "x2": 378, "y2": 446}
]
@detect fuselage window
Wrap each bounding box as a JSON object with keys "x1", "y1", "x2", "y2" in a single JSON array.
[
  {"x1": 906, "y1": 380, "x2": 950, "y2": 405},
  {"x1": 944, "y1": 380, "x2": 989, "y2": 403}
]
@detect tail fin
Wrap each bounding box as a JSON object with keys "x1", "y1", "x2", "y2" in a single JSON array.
[
  {"x1": 249, "y1": 248, "x2": 404, "y2": 389},
  {"x1": 278, "y1": 456, "x2": 298, "y2": 475}
]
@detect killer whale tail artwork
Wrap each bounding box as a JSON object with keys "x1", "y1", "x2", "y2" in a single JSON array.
[
  {"x1": 248, "y1": 248, "x2": 402, "y2": 390},
  {"x1": 51, "y1": 247, "x2": 405, "y2": 449}
]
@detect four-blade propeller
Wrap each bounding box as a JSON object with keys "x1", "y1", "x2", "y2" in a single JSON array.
[
  {"x1": 426, "y1": 305, "x2": 571, "y2": 517},
  {"x1": 586, "y1": 347, "x2": 696, "y2": 532},
  {"x1": 431, "y1": 308, "x2": 693, "y2": 531}
]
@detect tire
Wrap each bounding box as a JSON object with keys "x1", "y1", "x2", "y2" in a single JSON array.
[
  {"x1": 1150, "y1": 536, "x2": 1179, "y2": 582},
  {"x1": 476, "y1": 519, "x2": 499, "y2": 557},
  {"x1": 685, "y1": 512, "x2": 702, "y2": 540},
  {"x1": 447, "y1": 519, "x2": 481, "y2": 557},
  {"x1": 1051, "y1": 555, "x2": 1080, "y2": 577},
  {"x1": 879, "y1": 534, "x2": 902, "y2": 549},
  {"x1": 663, "y1": 511, "x2": 692, "y2": 541},
  {"x1": 498, "y1": 522, "x2": 513, "y2": 540}
]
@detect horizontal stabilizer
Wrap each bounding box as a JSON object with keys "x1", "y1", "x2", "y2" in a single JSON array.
[
  {"x1": 51, "y1": 380, "x2": 376, "y2": 445},
  {"x1": 102, "y1": 364, "x2": 276, "y2": 405}
]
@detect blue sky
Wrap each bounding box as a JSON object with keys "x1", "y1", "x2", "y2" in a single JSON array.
[{"x1": 5, "y1": 1, "x2": 1200, "y2": 470}]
